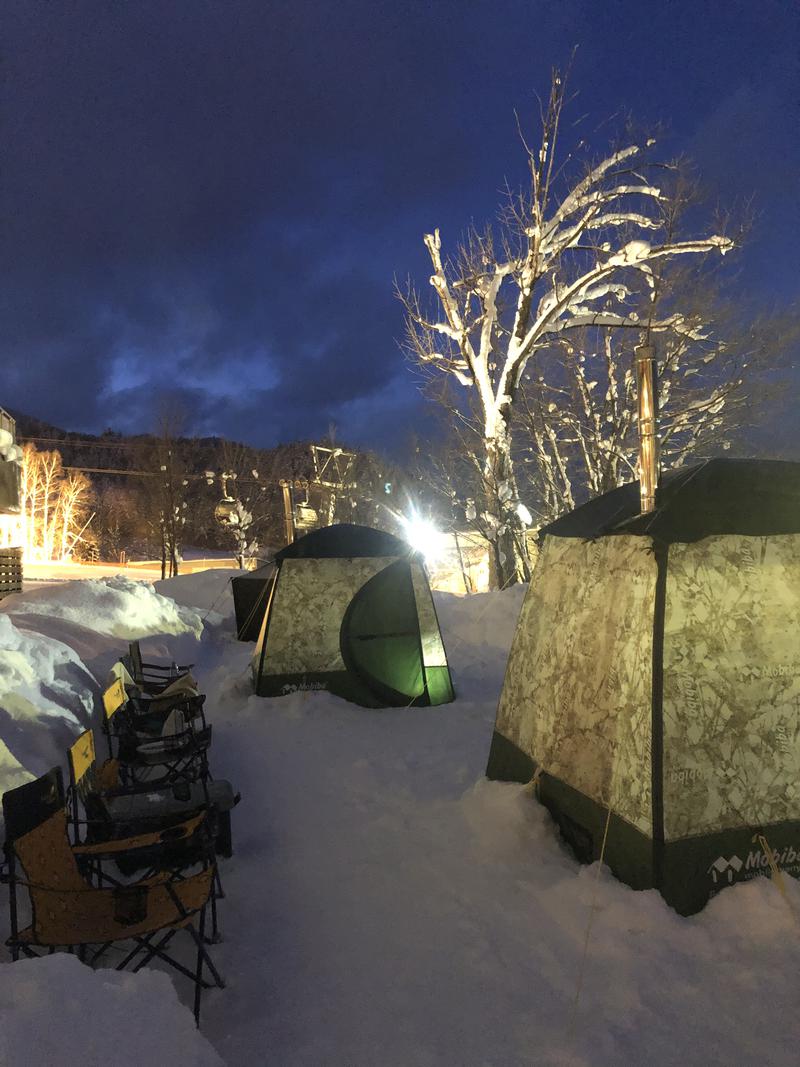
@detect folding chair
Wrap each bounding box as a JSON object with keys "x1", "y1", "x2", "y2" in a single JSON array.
[
  {"x1": 67, "y1": 729, "x2": 225, "y2": 936},
  {"x1": 2, "y1": 769, "x2": 224, "y2": 1026},
  {"x1": 108, "y1": 659, "x2": 208, "y2": 730},
  {"x1": 69, "y1": 727, "x2": 237, "y2": 884},
  {"x1": 125, "y1": 640, "x2": 195, "y2": 696},
  {"x1": 102, "y1": 680, "x2": 213, "y2": 789}
]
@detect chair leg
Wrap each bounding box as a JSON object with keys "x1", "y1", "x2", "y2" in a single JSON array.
[
  {"x1": 207, "y1": 884, "x2": 221, "y2": 944},
  {"x1": 214, "y1": 865, "x2": 225, "y2": 900},
  {"x1": 116, "y1": 937, "x2": 149, "y2": 971},
  {"x1": 187, "y1": 917, "x2": 225, "y2": 990},
  {"x1": 193, "y1": 907, "x2": 206, "y2": 1026},
  {"x1": 89, "y1": 941, "x2": 114, "y2": 966},
  {"x1": 131, "y1": 929, "x2": 176, "y2": 972}
]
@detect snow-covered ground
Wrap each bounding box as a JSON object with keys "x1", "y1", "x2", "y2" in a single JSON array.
[
  {"x1": 22, "y1": 560, "x2": 164, "y2": 585},
  {"x1": 1, "y1": 571, "x2": 800, "y2": 1065}
]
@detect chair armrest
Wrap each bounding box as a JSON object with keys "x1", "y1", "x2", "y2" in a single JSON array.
[
  {"x1": 98, "y1": 772, "x2": 200, "y2": 800},
  {"x1": 141, "y1": 661, "x2": 193, "y2": 674},
  {"x1": 72, "y1": 812, "x2": 205, "y2": 857}
]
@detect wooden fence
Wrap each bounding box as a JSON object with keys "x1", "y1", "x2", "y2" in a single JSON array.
[{"x1": 0, "y1": 547, "x2": 22, "y2": 600}]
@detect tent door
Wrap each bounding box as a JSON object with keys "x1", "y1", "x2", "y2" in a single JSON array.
[{"x1": 340, "y1": 560, "x2": 426, "y2": 706}]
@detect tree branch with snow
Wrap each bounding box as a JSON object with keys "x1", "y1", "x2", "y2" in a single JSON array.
[{"x1": 399, "y1": 67, "x2": 734, "y2": 586}]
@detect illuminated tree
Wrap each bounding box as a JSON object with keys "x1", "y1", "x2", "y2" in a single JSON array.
[
  {"x1": 400, "y1": 69, "x2": 733, "y2": 587},
  {"x1": 18, "y1": 444, "x2": 93, "y2": 561}
]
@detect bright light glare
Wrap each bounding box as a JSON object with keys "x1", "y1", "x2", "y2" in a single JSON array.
[{"x1": 399, "y1": 509, "x2": 444, "y2": 565}]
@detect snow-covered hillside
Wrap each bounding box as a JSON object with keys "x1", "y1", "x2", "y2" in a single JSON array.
[{"x1": 1, "y1": 572, "x2": 799, "y2": 1066}]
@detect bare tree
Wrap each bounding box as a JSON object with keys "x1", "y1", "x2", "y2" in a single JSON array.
[
  {"x1": 136, "y1": 402, "x2": 192, "y2": 579},
  {"x1": 18, "y1": 444, "x2": 93, "y2": 561},
  {"x1": 399, "y1": 69, "x2": 733, "y2": 586},
  {"x1": 55, "y1": 470, "x2": 93, "y2": 560}
]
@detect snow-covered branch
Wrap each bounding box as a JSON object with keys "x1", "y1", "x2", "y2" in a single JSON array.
[{"x1": 399, "y1": 66, "x2": 741, "y2": 585}]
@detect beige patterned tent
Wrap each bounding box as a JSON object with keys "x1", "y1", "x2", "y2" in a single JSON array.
[
  {"x1": 252, "y1": 524, "x2": 454, "y2": 708},
  {"x1": 487, "y1": 459, "x2": 800, "y2": 914}
]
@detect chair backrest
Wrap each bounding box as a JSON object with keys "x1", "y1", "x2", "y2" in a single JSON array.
[
  {"x1": 160, "y1": 707, "x2": 187, "y2": 738},
  {"x1": 2, "y1": 767, "x2": 65, "y2": 848},
  {"x1": 14, "y1": 809, "x2": 92, "y2": 947},
  {"x1": 67, "y1": 729, "x2": 121, "y2": 842},
  {"x1": 67, "y1": 729, "x2": 96, "y2": 839},
  {"x1": 68, "y1": 729, "x2": 95, "y2": 790},
  {"x1": 103, "y1": 678, "x2": 127, "y2": 722},
  {"x1": 128, "y1": 640, "x2": 144, "y2": 683},
  {"x1": 108, "y1": 658, "x2": 136, "y2": 692}
]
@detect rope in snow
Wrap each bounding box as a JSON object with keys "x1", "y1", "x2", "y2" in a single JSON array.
[
  {"x1": 757, "y1": 834, "x2": 799, "y2": 926},
  {"x1": 201, "y1": 577, "x2": 235, "y2": 623},
  {"x1": 568, "y1": 802, "x2": 613, "y2": 1039},
  {"x1": 565, "y1": 575, "x2": 651, "y2": 1042},
  {"x1": 234, "y1": 575, "x2": 274, "y2": 639}
]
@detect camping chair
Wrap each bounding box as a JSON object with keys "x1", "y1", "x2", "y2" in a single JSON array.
[
  {"x1": 69, "y1": 727, "x2": 238, "y2": 863},
  {"x1": 67, "y1": 730, "x2": 226, "y2": 939},
  {"x1": 102, "y1": 679, "x2": 213, "y2": 789},
  {"x1": 108, "y1": 659, "x2": 208, "y2": 731},
  {"x1": 125, "y1": 640, "x2": 195, "y2": 695},
  {"x1": 1, "y1": 769, "x2": 224, "y2": 1026}
]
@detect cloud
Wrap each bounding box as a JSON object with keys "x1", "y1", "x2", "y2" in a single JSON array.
[{"x1": 2, "y1": 0, "x2": 797, "y2": 455}]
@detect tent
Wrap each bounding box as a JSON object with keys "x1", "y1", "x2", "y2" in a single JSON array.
[
  {"x1": 487, "y1": 458, "x2": 800, "y2": 915},
  {"x1": 252, "y1": 523, "x2": 455, "y2": 708},
  {"x1": 232, "y1": 563, "x2": 277, "y2": 641}
]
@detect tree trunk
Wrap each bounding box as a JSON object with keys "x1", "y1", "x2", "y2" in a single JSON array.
[{"x1": 484, "y1": 426, "x2": 530, "y2": 589}]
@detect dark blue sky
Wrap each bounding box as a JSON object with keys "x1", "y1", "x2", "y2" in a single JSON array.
[{"x1": 3, "y1": 0, "x2": 798, "y2": 453}]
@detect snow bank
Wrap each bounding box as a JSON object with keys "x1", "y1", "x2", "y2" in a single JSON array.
[
  {"x1": 154, "y1": 568, "x2": 240, "y2": 619},
  {"x1": 0, "y1": 954, "x2": 223, "y2": 1066},
  {"x1": 0, "y1": 574, "x2": 211, "y2": 800},
  {"x1": 4, "y1": 575, "x2": 204, "y2": 640},
  {"x1": 0, "y1": 614, "x2": 94, "y2": 795},
  {"x1": 434, "y1": 584, "x2": 526, "y2": 699}
]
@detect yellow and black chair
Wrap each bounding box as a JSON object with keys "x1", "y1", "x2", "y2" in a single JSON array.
[
  {"x1": 68, "y1": 727, "x2": 235, "y2": 936},
  {"x1": 67, "y1": 728, "x2": 211, "y2": 859},
  {"x1": 125, "y1": 640, "x2": 195, "y2": 695},
  {"x1": 107, "y1": 660, "x2": 209, "y2": 736},
  {"x1": 102, "y1": 679, "x2": 213, "y2": 789},
  {"x1": 1, "y1": 769, "x2": 224, "y2": 1026}
]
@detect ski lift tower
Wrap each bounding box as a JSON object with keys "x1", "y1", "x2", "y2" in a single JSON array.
[
  {"x1": 279, "y1": 445, "x2": 359, "y2": 545},
  {"x1": 311, "y1": 444, "x2": 357, "y2": 526}
]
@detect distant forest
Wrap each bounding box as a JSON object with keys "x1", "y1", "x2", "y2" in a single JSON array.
[{"x1": 10, "y1": 410, "x2": 411, "y2": 566}]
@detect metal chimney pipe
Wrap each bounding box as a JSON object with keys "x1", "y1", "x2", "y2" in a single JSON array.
[
  {"x1": 279, "y1": 479, "x2": 295, "y2": 544},
  {"x1": 635, "y1": 343, "x2": 659, "y2": 514}
]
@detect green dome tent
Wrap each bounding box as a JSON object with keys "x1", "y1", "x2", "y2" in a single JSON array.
[
  {"x1": 487, "y1": 459, "x2": 800, "y2": 915},
  {"x1": 252, "y1": 524, "x2": 455, "y2": 708}
]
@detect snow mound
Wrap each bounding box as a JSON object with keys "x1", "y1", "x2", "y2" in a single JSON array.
[
  {"x1": 434, "y1": 584, "x2": 526, "y2": 698},
  {"x1": 435, "y1": 584, "x2": 526, "y2": 656},
  {"x1": 155, "y1": 568, "x2": 241, "y2": 619},
  {"x1": 0, "y1": 954, "x2": 223, "y2": 1066},
  {"x1": 4, "y1": 575, "x2": 204, "y2": 640},
  {"x1": 0, "y1": 614, "x2": 94, "y2": 796}
]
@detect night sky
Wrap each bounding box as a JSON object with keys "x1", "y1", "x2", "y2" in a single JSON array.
[{"x1": 3, "y1": 0, "x2": 798, "y2": 453}]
